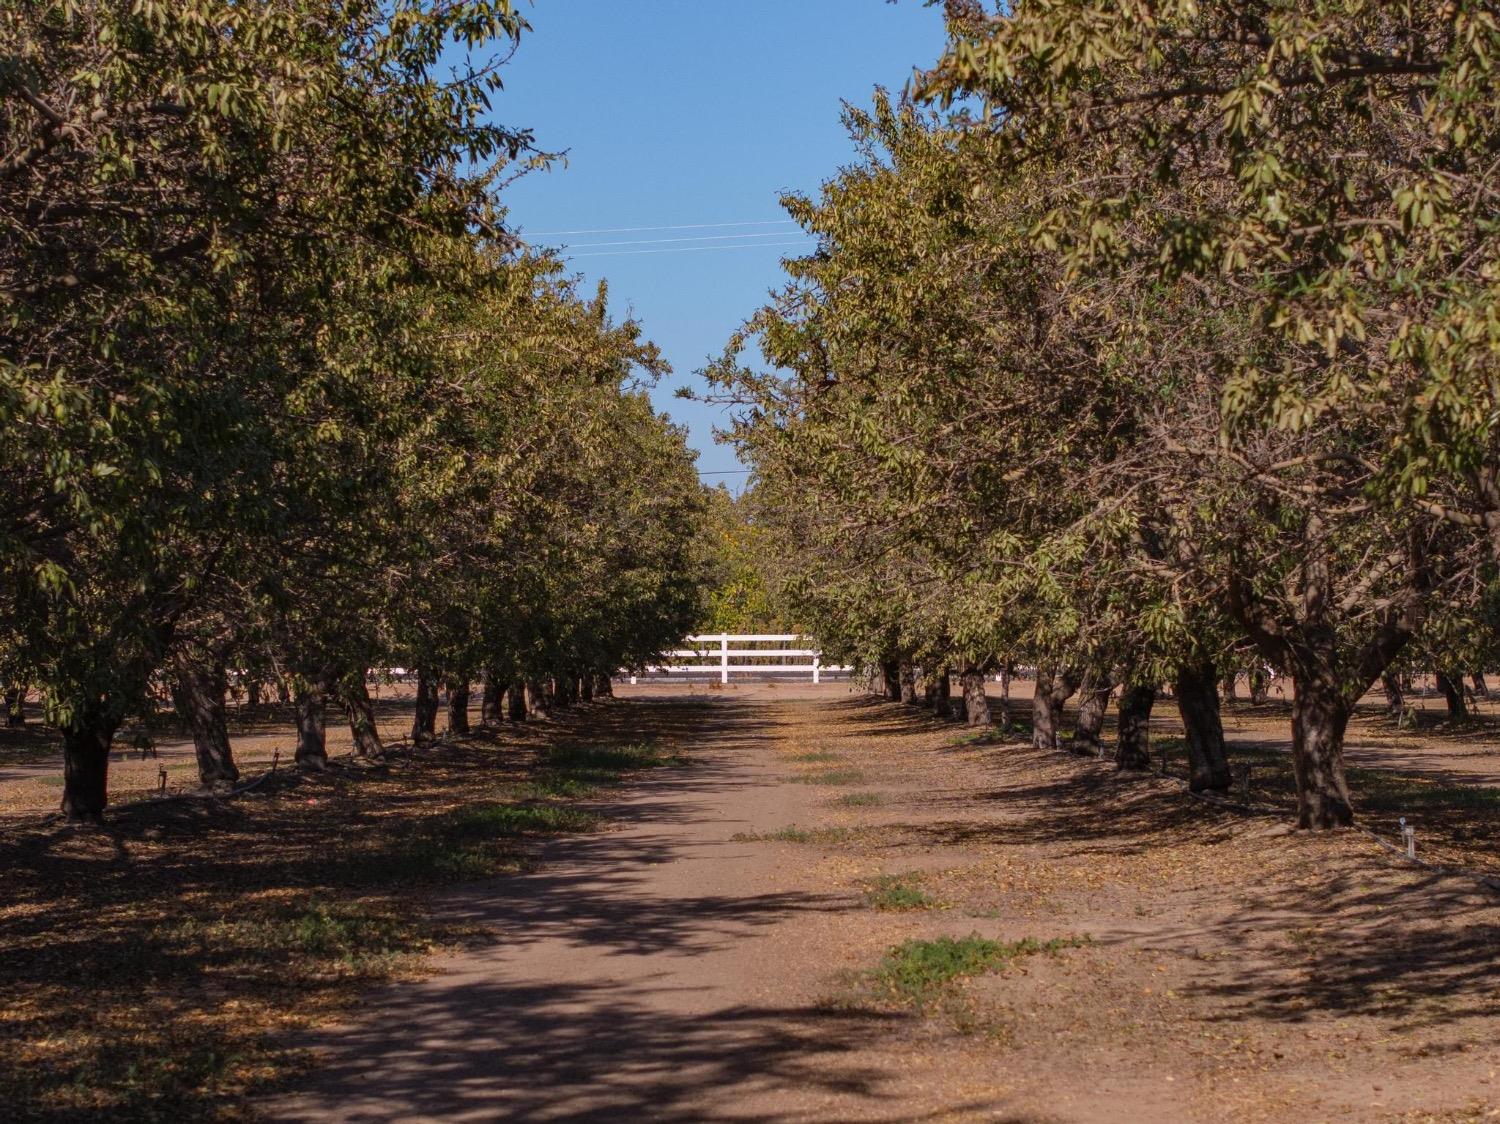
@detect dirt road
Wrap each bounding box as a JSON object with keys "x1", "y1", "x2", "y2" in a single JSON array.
[{"x1": 259, "y1": 687, "x2": 1500, "y2": 1123}]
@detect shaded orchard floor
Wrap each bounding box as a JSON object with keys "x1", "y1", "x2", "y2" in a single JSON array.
[
  {"x1": 264, "y1": 686, "x2": 1500, "y2": 1123},
  {"x1": 0, "y1": 695, "x2": 727, "y2": 1120}
]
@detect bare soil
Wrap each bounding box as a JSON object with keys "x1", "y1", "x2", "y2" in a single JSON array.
[{"x1": 255, "y1": 682, "x2": 1500, "y2": 1123}]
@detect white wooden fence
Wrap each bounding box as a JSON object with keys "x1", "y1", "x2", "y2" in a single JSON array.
[{"x1": 628, "y1": 634, "x2": 849, "y2": 684}]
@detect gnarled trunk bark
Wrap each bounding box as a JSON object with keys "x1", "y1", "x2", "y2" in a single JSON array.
[
  {"x1": 525, "y1": 679, "x2": 552, "y2": 721},
  {"x1": 553, "y1": 674, "x2": 576, "y2": 709},
  {"x1": 1220, "y1": 671, "x2": 1237, "y2": 703},
  {"x1": 1175, "y1": 660, "x2": 1230, "y2": 792},
  {"x1": 447, "y1": 678, "x2": 471, "y2": 735},
  {"x1": 411, "y1": 668, "x2": 438, "y2": 743},
  {"x1": 580, "y1": 675, "x2": 594, "y2": 703},
  {"x1": 1031, "y1": 665, "x2": 1078, "y2": 750},
  {"x1": 961, "y1": 668, "x2": 991, "y2": 727},
  {"x1": 343, "y1": 674, "x2": 385, "y2": 761},
  {"x1": 594, "y1": 673, "x2": 614, "y2": 698},
  {"x1": 1290, "y1": 674, "x2": 1354, "y2": 828},
  {"x1": 931, "y1": 669, "x2": 953, "y2": 719},
  {"x1": 1472, "y1": 672, "x2": 1490, "y2": 699},
  {"x1": 508, "y1": 680, "x2": 527, "y2": 721},
  {"x1": 480, "y1": 670, "x2": 504, "y2": 726},
  {"x1": 1436, "y1": 668, "x2": 1468, "y2": 719},
  {"x1": 294, "y1": 681, "x2": 329, "y2": 770},
  {"x1": 1381, "y1": 671, "x2": 1404, "y2": 717},
  {"x1": 899, "y1": 664, "x2": 919, "y2": 705},
  {"x1": 1071, "y1": 677, "x2": 1112, "y2": 755},
  {"x1": 1115, "y1": 683, "x2": 1155, "y2": 770},
  {"x1": 61, "y1": 702, "x2": 119, "y2": 821},
  {"x1": 881, "y1": 658, "x2": 901, "y2": 701},
  {"x1": 172, "y1": 651, "x2": 239, "y2": 787}
]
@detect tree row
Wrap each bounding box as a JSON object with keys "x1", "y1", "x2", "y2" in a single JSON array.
[
  {"x1": 708, "y1": 0, "x2": 1500, "y2": 829},
  {"x1": 2, "y1": 2, "x2": 708, "y2": 818}
]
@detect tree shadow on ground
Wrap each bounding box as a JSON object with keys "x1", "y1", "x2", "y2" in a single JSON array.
[
  {"x1": 0, "y1": 693, "x2": 818, "y2": 1121},
  {"x1": 266, "y1": 979, "x2": 1029, "y2": 1124},
  {"x1": 831, "y1": 698, "x2": 1500, "y2": 1037}
]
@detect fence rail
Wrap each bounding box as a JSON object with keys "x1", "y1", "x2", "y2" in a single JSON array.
[{"x1": 629, "y1": 633, "x2": 849, "y2": 684}]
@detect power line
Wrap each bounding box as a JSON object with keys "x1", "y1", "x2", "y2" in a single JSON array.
[
  {"x1": 528, "y1": 219, "x2": 798, "y2": 237},
  {"x1": 565, "y1": 239, "x2": 813, "y2": 260},
  {"x1": 564, "y1": 231, "x2": 807, "y2": 249}
]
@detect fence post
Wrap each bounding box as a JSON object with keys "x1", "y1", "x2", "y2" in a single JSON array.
[
  {"x1": 813, "y1": 654, "x2": 821, "y2": 685},
  {"x1": 720, "y1": 635, "x2": 729, "y2": 685}
]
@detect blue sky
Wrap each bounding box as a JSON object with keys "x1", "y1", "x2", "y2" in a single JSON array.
[{"x1": 493, "y1": 0, "x2": 949, "y2": 486}]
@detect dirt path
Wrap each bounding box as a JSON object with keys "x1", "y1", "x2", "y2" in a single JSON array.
[
  {"x1": 263, "y1": 691, "x2": 900, "y2": 1122},
  {"x1": 258, "y1": 688, "x2": 1500, "y2": 1121}
]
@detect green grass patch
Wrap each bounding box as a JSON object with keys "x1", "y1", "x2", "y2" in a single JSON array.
[
  {"x1": 1347, "y1": 767, "x2": 1500, "y2": 812},
  {"x1": 789, "y1": 768, "x2": 866, "y2": 785},
  {"x1": 175, "y1": 899, "x2": 417, "y2": 974},
  {"x1": 517, "y1": 773, "x2": 600, "y2": 799},
  {"x1": 872, "y1": 934, "x2": 1082, "y2": 1009},
  {"x1": 788, "y1": 750, "x2": 844, "y2": 763},
  {"x1": 375, "y1": 801, "x2": 602, "y2": 883},
  {"x1": 545, "y1": 739, "x2": 678, "y2": 774},
  {"x1": 863, "y1": 873, "x2": 935, "y2": 911},
  {"x1": 831, "y1": 791, "x2": 886, "y2": 808},
  {"x1": 731, "y1": 824, "x2": 853, "y2": 844}
]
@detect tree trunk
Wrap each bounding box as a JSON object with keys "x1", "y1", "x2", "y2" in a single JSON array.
[
  {"x1": 1472, "y1": 672, "x2": 1490, "y2": 699},
  {"x1": 1219, "y1": 670, "x2": 1237, "y2": 703},
  {"x1": 1290, "y1": 673, "x2": 1354, "y2": 828},
  {"x1": 1436, "y1": 667, "x2": 1468, "y2": 719},
  {"x1": 294, "y1": 681, "x2": 329, "y2": 770},
  {"x1": 882, "y1": 658, "x2": 901, "y2": 701},
  {"x1": 525, "y1": 679, "x2": 552, "y2": 721},
  {"x1": 1248, "y1": 668, "x2": 1269, "y2": 705},
  {"x1": 554, "y1": 674, "x2": 576, "y2": 709},
  {"x1": 931, "y1": 669, "x2": 953, "y2": 719},
  {"x1": 899, "y1": 664, "x2": 919, "y2": 705},
  {"x1": 480, "y1": 670, "x2": 504, "y2": 726},
  {"x1": 412, "y1": 668, "x2": 438, "y2": 743},
  {"x1": 594, "y1": 673, "x2": 614, "y2": 698},
  {"x1": 343, "y1": 675, "x2": 385, "y2": 761},
  {"x1": 1174, "y1": 661, "x2": 1230, "y2": 792},
  {"x1": 172, "y1": 651, "x2": 240, "y2": 787},
  {"x1": 1031, "y1": 665, "x2": 1077, "y2": 750},
  {"x1": 4, "y1": 684, "x2": 25, "y2": 727},
  {"x1": 1381, "y1": 671, "x2": 1404, "y2": 717},
  {"x1": 961, "y1": 668, "x2": 991, "y2": 727},
  {"x1": 275, "y1": 676, "x2": 291, "y2": 704},
  {"x1": 447, "y1": 678, "x2": 471, "y2": 735},
  {"x1": 60, "y1": 702, "x2": 119, "y2": 821},
  {"x1": 1115, "y1": 683, "x2": 1155, "y2": 770},
  {"x1": 508, "y1": 680, "x2": 528, "y2": 721},
  {"x1": 997, "y1": 664, "x2": 1012, "y2": 729},
  {"x1": 246, "y1": 679, "x2": 263, "y2": 709},
  {"x1": 1071, "y1": 677, "x2": 1112, "y2": 755}
]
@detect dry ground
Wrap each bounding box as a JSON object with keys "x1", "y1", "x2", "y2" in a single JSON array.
[{"x1": 3, "y1": 681, "x2": 1499, "y2": 1121}]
